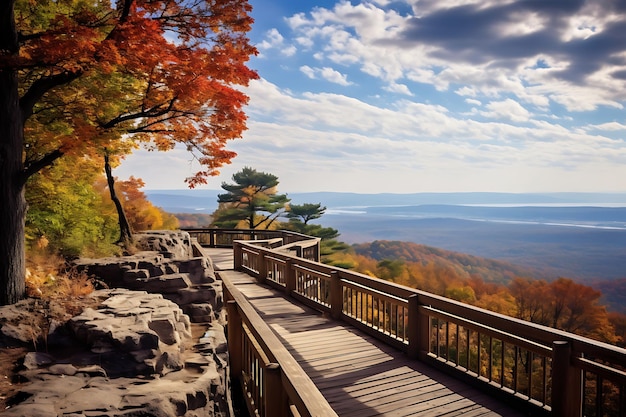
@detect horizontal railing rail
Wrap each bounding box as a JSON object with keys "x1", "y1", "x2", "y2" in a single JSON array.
[
  {"x1": 232, "y1": 238, "x2": 626, "y2": 417},
  {"x1": 222, "y1": 272, "x2": 338, "y2": 417},
  {"x1": 184, "y1": 227, "x2": 321, "y2": 262},
  {"x1": 183, "y1": 227, "x2": 316, "y2": 247}
]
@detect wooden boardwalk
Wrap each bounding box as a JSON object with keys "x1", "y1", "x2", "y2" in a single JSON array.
[{"x1": 218, "y1": 266, "x2": 528, "y2": 417}]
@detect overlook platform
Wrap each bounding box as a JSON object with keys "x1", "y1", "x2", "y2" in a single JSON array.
[{"x1": 205, "y1": 247, "x2": 527, "y2": 416}]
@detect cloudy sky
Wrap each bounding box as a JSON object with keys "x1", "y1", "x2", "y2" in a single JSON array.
[{"x1": 117, "y1": 0, "x2": 626, "y2": 194}]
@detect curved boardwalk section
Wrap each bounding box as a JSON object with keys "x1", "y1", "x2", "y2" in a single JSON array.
[{"x1": 220, "y1": 270, "x2": 527, "y2": 417}]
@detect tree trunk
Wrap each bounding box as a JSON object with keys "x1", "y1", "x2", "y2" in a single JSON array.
[
  {"x1": 0, "y1": 0, "x2": 26, "y2": 305},
  {"x1": 104, "y1": 152, "x2": 133, "y2": 246}
]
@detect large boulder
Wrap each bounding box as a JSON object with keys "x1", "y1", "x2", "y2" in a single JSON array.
[
  {"x1": 134, "y1": 230, "x2": 194, "y2": 260},
  {"x1": 68, "y1": 290, "x2": 191, "y2": 369},
  {"x1": 75, "y1": 233, "x2": 220, "y2": 324},
  {"x1": 3, "y1": 289, "x2": 230, "y2": 417}
]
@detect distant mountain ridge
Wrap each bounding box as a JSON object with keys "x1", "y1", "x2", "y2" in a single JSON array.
[
  {"x1": 144, "y1": 190, "x2": 626, "y2": 283},
  {"x1": 288, "y1": 191, "x2": 626, "y2": 208},
  {"x1": 145, "y1": 189, "x2": 626, "y2": 214}
]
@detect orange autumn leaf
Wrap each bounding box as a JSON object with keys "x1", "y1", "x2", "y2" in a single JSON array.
[{"x1": 11, "y1": 0, "x2": 258, "y2": 185}]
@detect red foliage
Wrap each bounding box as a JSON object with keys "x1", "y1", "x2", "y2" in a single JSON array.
[{"x1": 11, "y1": 0, "x2": 258, "y2": 184}]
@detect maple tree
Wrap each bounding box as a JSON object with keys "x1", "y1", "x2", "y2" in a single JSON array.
[
  {"x1": 26, "y1": 153, "x2": 178, "y2": 259},
  {"x1": 510, "y1": 277, "x2": 617, "y2": 343},
  {"x1": 0, "y1": 0, "x2": 258, "y2": 305}
]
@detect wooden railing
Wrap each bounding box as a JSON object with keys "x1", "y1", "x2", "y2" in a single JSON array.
[
  {"x1": 223, "y1": 272, "x2": 338, "y2": 417},
  {"x1": 232, "y1": 238, "x2": 626, "y2": 417},
  {"x1": 183, "y1": 228, "x2": 321, "y2": 262}
]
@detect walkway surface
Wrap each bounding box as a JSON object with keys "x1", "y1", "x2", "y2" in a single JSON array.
[{"x1": 206, "y1": 248, "x2": 528, "y2": 416}]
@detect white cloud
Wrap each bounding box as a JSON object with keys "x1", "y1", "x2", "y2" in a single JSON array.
[
  {"x1": 299, "y1": 66, "x2": 353, "y2": 86},
  {"x1": 300, "y1": 65, "x2": 316, "y2": 79},
  {"x1": 118, "y1": 77, "x2": 626, "y2": 193},
  {"x1": 481, "y1": 99, "x2": 531, "y2": 123},
  {"x1": 117, "y1": 2, "x2": 626, "y2": 194},
  {"x1": 281, "y1": 1, "x2": 626, "y2": 113},
  {"x1": 319, "y1": 67, "x2": 353, "y2": 86},
  {"x1": 281, "y1": 45, "x2": 297, "y2": 56},
  {"x1": 285, "y1": 12, "x2": 310, "y2": 30},
  {"x1": 258, "y1": 28, "x2": 284, "y2": 50},
  {"x1": 258, "y1": 28, "x2": 297, "y2": 56},
  {"x1": 295, "y1": 36, "x2": 314, "y2": 48},
  {"x1": 383, "y1": 82, "x2": 413, "y2": 96},
  {"x1": 585, "y1": 122, "x2": 626, "y2": 132}
]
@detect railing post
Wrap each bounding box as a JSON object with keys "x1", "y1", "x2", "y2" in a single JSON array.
[
  {"x1": 552, "y1": 341, "x2": 582, "y2": 417},
  {"x1": 315, "y1": 239, "x2": 321, "y2": 262},
  {"x1": 330, "y1": 271, "x2": 342, "y2": 320},
  {"x1": 258, "y1": 251, "x2": 267, "y2": 283},
  {"x1": 407, "y1": 294, "x2": 420, "y2": 359},
  {"x1": 233, "y1": 241, "x2": 243, "y2": 271},
  {"x1": 285, "y1": 259, "x2": 296, "y2": 297},
  {"x1": 209, "y1": 229, "x2": 215, "y2": 247},
  {"x1": 408, "y1": 294, "x2": 431, "y2": 360},
  {"x1": 264, "y1": 363, "x2": 288, "y2": 417},
  {"x1": 226, "y1": 300, "x2": 243, "y2": 381}
]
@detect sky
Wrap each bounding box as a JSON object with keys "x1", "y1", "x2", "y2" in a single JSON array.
[{"x1": 116, "y1": 0, "x2": 626, "y2": 194}]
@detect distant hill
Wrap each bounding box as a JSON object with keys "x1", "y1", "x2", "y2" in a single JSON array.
[
  {"x1": 320, "y1": 214, "x2": 626, "y2": 281},
  {"x1": 146, "y1": 190, "x2": 626, "y2": 214},
  {"x1": 288, "y1": 191, "x2": 626, "y2": 207},
  {"x1": 145, "y1": 190, "x2": 219, "y2": 214},
  {"x1": 352, "y1": 240, "x2": 543, "y2": 285},
  {"x1": 351, "y1": 240, "x2": 626, "y2": 315},
  {"x1": 174, "y1": 213, "x2": 213, "y2": 228},
  {"x1": 144, "y1": 190, "x2": 626, "y2": 282}
]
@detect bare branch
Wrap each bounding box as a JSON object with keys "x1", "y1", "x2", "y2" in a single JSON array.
[
  {"x1": 100, "y1": 96, "x2": 179, "y2": 129},
  {"x1": 21, "y1": 148, "x2": 64, "y2": 183},
  {"x1": 20, "y1": 70, "x2": 82, "y2": 124}
]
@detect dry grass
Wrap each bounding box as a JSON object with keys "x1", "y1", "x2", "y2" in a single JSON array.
[
  {"x1": 0, "y1": 252, "x2": 104, "y2": 409},
  {"x1": 23, "y1": 251, "x2": 103, "y2": 347}
]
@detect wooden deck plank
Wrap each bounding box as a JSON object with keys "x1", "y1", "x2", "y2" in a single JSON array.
[
  {"x1": 322, "y1": 373, "x2": 433, "y2": 400},
  {"x1": 288, "y1": 345, "x2": 393, "y2": 364},
  {"x1": 314, "y1": 364, "x2": 422, "y2": 390},
  {"x1": 329, "y1": 379, "x2": 445, "y2": 408},
  {"x1": 220, "y1": 270, "x2": 528, "y2": 417}
]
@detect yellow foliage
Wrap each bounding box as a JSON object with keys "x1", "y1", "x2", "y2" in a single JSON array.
[{"x1": 26, "y1": 252, "x2": 98, "y2": 317}]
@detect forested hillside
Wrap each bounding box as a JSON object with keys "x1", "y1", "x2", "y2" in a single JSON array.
[
  {"x1": 352, "y1": 240, "x2": 538, "y2": 284},
  {"x1": 326, "y1": 240, "x2": 626, "y2": 346},
  {"x1": 350, "y1": 240, "x2": 626, "y2": 315},
  {"x1": 173, "y1": 213, "x2": 214, "y2": 228}
]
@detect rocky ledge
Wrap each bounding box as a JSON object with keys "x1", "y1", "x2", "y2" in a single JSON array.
[{"x1": 0, "y1": 231, "x2": 231, "y2": 417}]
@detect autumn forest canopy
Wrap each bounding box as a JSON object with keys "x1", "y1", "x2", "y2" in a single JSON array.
[{"x1": 0, "y1": 0, "x2": 258, "y2": 304}]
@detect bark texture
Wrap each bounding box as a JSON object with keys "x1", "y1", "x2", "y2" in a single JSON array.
[
  {"x1": 104, "y1": 153, "x2": 133, "y2": 245},
  {"x1": 0, "y1": 0, "x2": 26, "y2": 305}
]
